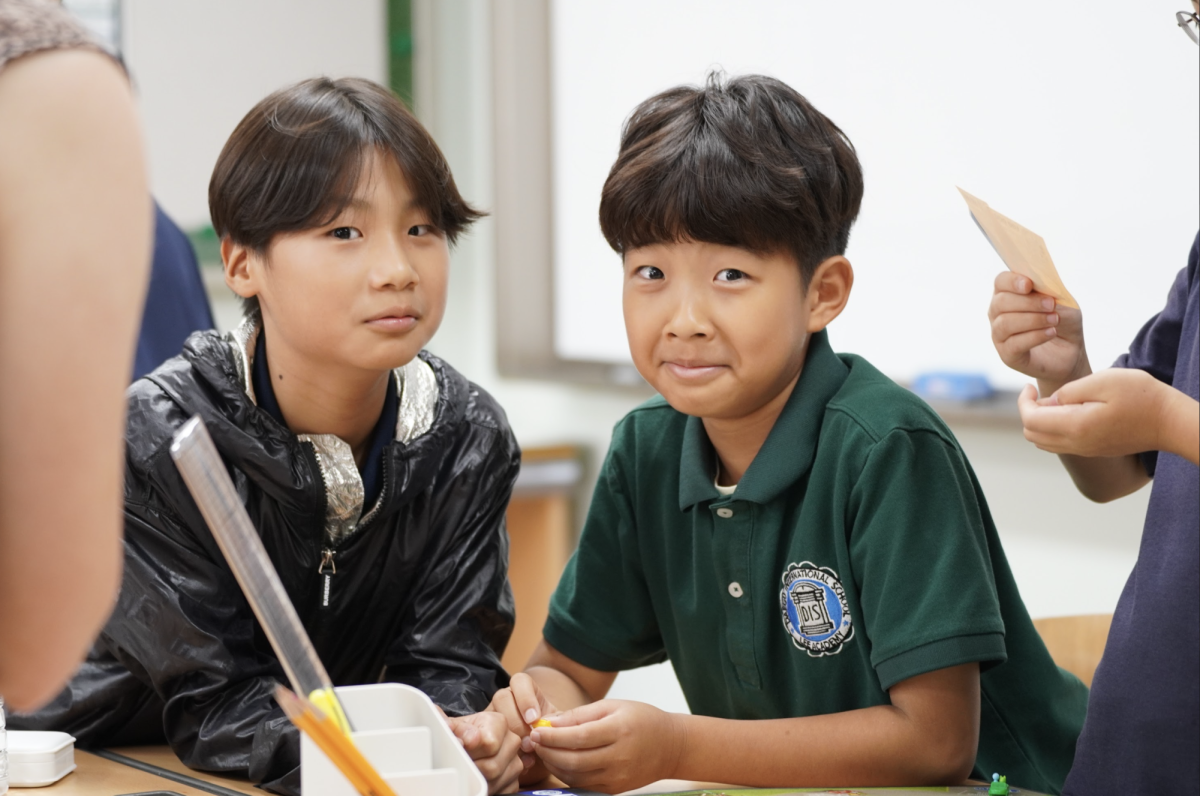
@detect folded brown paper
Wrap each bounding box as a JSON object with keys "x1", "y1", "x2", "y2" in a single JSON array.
[{"x1": 959, "y1": 187, "x2": 1079, "y2": 309}]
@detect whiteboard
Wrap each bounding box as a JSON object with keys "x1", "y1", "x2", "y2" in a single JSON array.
[{"x1": 551, "y1": 0, "x2": 1200, "y2": 389}]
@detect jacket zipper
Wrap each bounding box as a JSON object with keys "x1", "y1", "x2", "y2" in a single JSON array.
[
  {"x1": 318, "y1": 548, "x2": 336, "y2": 610},
  {"x1": 312, "y1": 455, "x2": 390, "y2": 616}
]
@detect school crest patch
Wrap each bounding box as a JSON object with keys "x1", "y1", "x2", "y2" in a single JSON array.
[{"x1": 779, "y1": 561, "x2": 853, "y2": 656}]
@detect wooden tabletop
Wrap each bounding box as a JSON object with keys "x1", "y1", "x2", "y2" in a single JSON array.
[
  {"x1": 106, "y1": 747, "x2": 261, "y2": 796},
  {"x1": 11, "y1": 745, "x2": 1008, "y2": 795},
  {"x1": 11, "y1": 750, "x2": 221, "y2": 795}
]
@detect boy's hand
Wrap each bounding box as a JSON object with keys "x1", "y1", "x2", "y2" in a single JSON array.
[
  {"x1": 488, "y1": 672, "x2": 561, "y2": 785},
  {"x1": 526, "y1": 699, "x2": 685, "y2": 793},
  {"x1": 989, "y1": 272, "x2": 1089, "y2": 390},
  {"x1": 1017, "y1": 368, "x2": 1184, "y2": 458},
  {"x1": 444, "y1": 710, "x2": 524, "y2": 794}
]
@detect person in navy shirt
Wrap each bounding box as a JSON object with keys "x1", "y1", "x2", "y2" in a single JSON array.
[
  {"x1": 132, "y1": 203, "x2": 215, "y2": 381},
  {"x1": 989, "y1": 239, "x2": 1199, "y2": 790},
  {"x1": 988, "y1": 5, "x2": 1198, "y2": 789}
]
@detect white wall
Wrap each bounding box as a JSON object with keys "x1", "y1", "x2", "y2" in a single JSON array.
[
  {"x1": 122, "y1": 0, "x2": 388, "y2": 230},
  {"x1": 549, "y1": 0, "x2": 1200, "y2": 390}
]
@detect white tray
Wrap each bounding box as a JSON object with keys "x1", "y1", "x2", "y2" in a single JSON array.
[{"x1": 300, "y1": 683, "x2": 487, "y2": 796}]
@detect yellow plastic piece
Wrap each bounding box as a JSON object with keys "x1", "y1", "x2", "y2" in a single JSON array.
[
  {"x1": 532, "y1": 718, "x2": 553, "y2": 728},
  {"x1": 309, "y1": 688, "x2": 353, "y2": 736}
]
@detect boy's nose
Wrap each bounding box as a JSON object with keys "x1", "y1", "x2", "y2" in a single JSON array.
[
  {"x1": 369, "y1": 239, "x2": 418, "y2": 290},
  {"x1": 664, "y1": 291, "x2": 713, "y2": 338}
]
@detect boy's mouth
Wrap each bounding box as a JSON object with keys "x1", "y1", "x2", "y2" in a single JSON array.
[
  {"x1": 365, "y1": 307, "x2": 420, "y2": 332},
  {"x1": 663, "y1": 360, "x2": 726, "y2": 381}
]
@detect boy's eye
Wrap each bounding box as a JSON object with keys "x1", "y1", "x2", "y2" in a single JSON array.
[
  {"x1": 635, "y1": 265, "x2": 664, "y2": 280},
  {"x1": 716, "y1": 268, "x2": 747, "y2": 282},
  {"x1": 408, "y1": 224, "x2": 433, "y2": 237},
  {"x1": 330, "y1": 227, "x2": 362, "y2": 240}
]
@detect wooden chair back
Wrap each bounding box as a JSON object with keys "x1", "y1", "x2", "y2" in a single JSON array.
[{"x1": 1032, "y1": 613, "x2": 1113, "y2": 687}]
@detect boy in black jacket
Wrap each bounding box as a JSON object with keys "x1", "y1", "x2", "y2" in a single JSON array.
[{"x1": 15, "y1": 77, "x2": 523, "y2": 795}]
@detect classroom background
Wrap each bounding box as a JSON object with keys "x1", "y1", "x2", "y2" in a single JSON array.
[{"x1": 69, "y1": 0, "x2": 1199, "y2": 713}]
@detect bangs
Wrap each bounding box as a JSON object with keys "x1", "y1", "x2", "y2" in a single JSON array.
[
  {"x1": 210, "y1": 77, "x2": 482, "y2": 255},
  {"x1": 600, "y1": 117, "x2": 813, "y2": 258},
  {"x1": 599, "y1": 74, "x2": 863, "y2": 282}
]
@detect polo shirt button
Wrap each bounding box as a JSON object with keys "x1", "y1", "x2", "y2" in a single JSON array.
[
  {"x1": 728, "y1": 581, "x2": 744, "y2": 598},
  {"x1": 716, "y1": 507, "x2": 734, "y2": 518}
]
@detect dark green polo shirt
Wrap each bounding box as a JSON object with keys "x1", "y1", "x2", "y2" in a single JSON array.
[{"x1": 545, "y1": 331, "x2": 1088, "y2": 794}]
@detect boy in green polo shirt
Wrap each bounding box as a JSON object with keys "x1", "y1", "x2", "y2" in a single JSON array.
[{"x1": 485, "y1": 73, "x2": 1087, "y2": 794}]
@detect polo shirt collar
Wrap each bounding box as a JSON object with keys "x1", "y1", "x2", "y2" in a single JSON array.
[{"x1": 678, "y1": 329, "x2": 849, "y2": 510}]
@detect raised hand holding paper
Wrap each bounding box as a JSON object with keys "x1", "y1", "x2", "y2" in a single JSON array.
[{"x1": 959, "y1": 188, "x2": 1079, "y2": 310}]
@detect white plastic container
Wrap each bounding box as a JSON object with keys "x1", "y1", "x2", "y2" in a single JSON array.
[
  {"x1": 300, "y1": 683, "x2": 486, "y2": 796},
  {"x1": 5, "y1": 731, "x2": 76, "y2": 788}
]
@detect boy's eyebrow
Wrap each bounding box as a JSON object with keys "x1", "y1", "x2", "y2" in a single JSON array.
[{"x1": 338, "y1": 196, "x2": 422, "y2": 214}]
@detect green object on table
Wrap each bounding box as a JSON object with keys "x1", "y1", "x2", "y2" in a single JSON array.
[{"x1": 989, "y1": 773, "x2": 1010, "y2": 795}]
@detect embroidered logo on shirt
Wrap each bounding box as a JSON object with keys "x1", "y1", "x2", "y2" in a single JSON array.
[{"x1": 779, "y1": 561, "x2": 854, "y2": 657}]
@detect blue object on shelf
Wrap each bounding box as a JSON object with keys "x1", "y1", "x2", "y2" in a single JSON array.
[{"x1": 911, "y1": 372, "x2": 995, "y2": 402}]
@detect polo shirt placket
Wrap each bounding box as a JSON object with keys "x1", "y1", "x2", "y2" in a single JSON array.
[{"x1": 707, "y1": 496, "x2": 760, "y2": 689}]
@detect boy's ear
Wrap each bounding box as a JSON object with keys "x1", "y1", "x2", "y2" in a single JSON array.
[
  {"x1": 222, "y1": 237, "x2": 260, "y2": 301},
  {"x1": 804, "y1": 255, "x2": 854, "y2": 333}
]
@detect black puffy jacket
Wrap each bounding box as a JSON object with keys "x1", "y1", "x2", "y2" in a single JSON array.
[{"x1": 14, "y1": 325, "x2": 518, "y2": 794}]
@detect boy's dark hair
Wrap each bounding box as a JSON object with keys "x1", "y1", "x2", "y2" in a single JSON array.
[
  {"x1": 599, "y1": 72, "x2": 863, "y2": 285},
  {"x1": 210, "y1": 76, "x2": 483, "y2": 316}
]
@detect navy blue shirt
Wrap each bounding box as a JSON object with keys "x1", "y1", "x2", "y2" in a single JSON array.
[
  {"x1": 1064, "y1": 233, "x2": 1200, "y2": 795},
  {"x1": 251, "y1": 329, "x2": 398, "y2": 509},
  {"x1": 133, "y1": 203, "x2": 214, "y2": 380}
]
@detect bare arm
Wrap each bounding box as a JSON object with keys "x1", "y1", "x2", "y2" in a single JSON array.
[
  {"x1": 530, "y1": 663, "x2": 980, "y2": 793},
  {"x1": 525, "y1": 639, "x2": 618, "y2": 710},
  {"x1": 0, "y1": 49, "x2": 151, "y2": 710}
]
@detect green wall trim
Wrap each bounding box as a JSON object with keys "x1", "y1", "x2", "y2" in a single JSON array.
[{"x1": 388, "y1": 0, "x2": 413, "y2": 108}]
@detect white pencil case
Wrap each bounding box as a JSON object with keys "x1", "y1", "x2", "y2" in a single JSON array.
[{"x1": 299, "y1": 683, "x2": 486, "y2": 796}]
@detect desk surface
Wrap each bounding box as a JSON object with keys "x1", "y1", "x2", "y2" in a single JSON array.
[
  {"x1": 11, "y1": 750, "x2": 222, "y2": 796},
  {"x1": 108, "y1": 747, "x2": 260, "y2": 795},
  {"x1": 15, "y1": 747, "x2": 1028, "y2": 796}
]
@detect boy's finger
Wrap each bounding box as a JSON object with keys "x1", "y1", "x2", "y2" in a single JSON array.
[
  {"x1": 1017, "y1": 385, "x2": 1052, "y2": 427},
  {"x1": 1051, "y1": 373, "x2": 1109, "y2": 407},
  {"x1": 989, "y1": 289, "x2": 1057, "y2": 321},
  {"x1": 475, "y1": 719, "x2": 508, "y2": 757},
  {"x1": 994, "y1": 271, "x2": 1033, "y2": 295},
  {"x1": 543, "y1": 700, "x2": 612, "y2": 728},
  {"x1": 471, "y1": 727, "x2": 521, "y2": 777},
  {"x1": 508, "y1": 673, "x2": 545, "y2": 725},
  {"x1": 1021, "y1": 401, "x2": 1085, "y2": 439},
  {"x1": 495, "y1": 752, "x2": 525, "y2": 794},
  {"x1": 449, "y1": 718, "x2": 480, "y2": 748},
  {"x1": 991, "y1": 311, "x2": 1058, "y2": 343},
  {"x1": 535, "y1": 744, "x2": 608, "y2": 776},
  {"x1": 489, "y1": 688, "x2": 528, "y2": 736},
  {"x1": 541, "y1": 760, "x2": 607, "y2": 792},
  {"x1": 531, "y1": 718, "x2": 613, "y2": 751},
  {"x1": 995, "y1": 328, "x2": 1057, "y2": 367}
]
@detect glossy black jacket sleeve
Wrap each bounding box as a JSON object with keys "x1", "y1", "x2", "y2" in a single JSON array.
[
  {"x1": 382, "y1": 411, "x2": 520, "y2": 714},
  {"x1": 109, "y1": 488, "x2": 301, "y2": 792}
]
